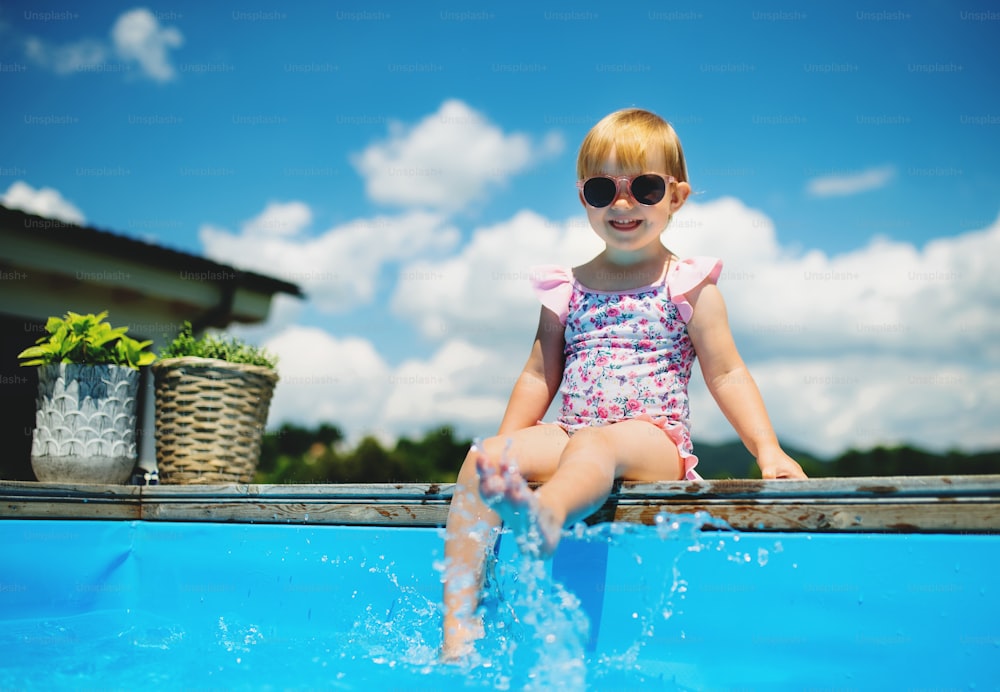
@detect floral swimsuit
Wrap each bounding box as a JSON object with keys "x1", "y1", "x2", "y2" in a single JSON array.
[{"x1": 530, "y1": 256, "x2": 723, "y2": 480}]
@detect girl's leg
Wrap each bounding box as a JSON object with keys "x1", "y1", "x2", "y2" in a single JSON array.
[
  {"x1": 441, "y1": 424, "x2": 568, "y2": 659},
  {"x1": 484, "y1": 419, "x2": 683, "y2": 557}
]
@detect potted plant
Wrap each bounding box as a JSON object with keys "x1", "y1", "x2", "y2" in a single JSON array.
[
  {"x1": 152, "y1": 322, "x2": 278, "y2": 484},
  {"x1": 18, "y1": 311, "x2": 156, "y2": 484}
]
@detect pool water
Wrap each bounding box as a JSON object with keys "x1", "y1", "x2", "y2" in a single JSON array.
[{"x1": 1, "y1": 516, "x2": 996, "y2": 690}]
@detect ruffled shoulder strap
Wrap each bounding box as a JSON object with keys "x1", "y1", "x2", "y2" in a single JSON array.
[
  {"x1": 666, "y1": 256, "x2": 723, "y2": 323},
  {"x1": 529, "y1": 264, "x2": 573, "y2": 325}
]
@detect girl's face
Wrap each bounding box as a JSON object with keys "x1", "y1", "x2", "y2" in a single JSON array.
[{"x1": 580, "y1": 147, "x2": 690, "y2": 258}]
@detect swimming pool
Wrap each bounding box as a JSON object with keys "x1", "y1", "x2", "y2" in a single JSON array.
[{"x1": 1, "y1": 477, "x2": 997, "y2": 689}]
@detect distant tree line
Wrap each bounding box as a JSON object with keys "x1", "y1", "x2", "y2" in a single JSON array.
[
  {"x1": 254, "y1": 423, "x2": 999, "y2": 484},
  {"x1": 255, "y1": 423, "x2": 470, "y2": 484}
]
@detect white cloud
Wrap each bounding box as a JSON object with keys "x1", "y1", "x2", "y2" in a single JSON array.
[
  {"x1": 241, "y1": 201, "x2": 313, "y2": 238},
  {"x1": 111, "y1": 8, "x2": 183, "y2": 82},
  {"x1": 806, "y1": 164, "x2": 896, "y2": 197},
  {"x1": 671, "y1": 199, "x2": 1000, "y2": 363},
  {"x1": 24, "y1": 8, "x2": 182, "y2": 82},
  {"x1": 689, "y1": 354, "x2": 1000, "y2": 457},
  {"x1": 263, "y1": 326, "x2": 392, "y2": 437},
  {"x1": 381, "y1": 339, "x2": 510, "y2": 436},
  {"x1": 351, "y1": 99, "x2": 564, "y2": 212},
  {"x1": 24, "y1": 36, "x2": 108, "y2": 74},
  {"x1": 1, "y1": 181, "x2": 85, "y2": 224},
  {"x1": 391, "y1": 209, "x2": 602, "y2": 345},
  {"x1": 381, "y1": 201, "x2": 999, "y2": 456},
  {"x1": 199, "y1": 202, "x2": 461, "y2": 312}
]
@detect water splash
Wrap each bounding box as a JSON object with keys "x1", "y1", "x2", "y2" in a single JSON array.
[
  {"x1": 559, "y1": 511, "x2": 733, "y2": 684},
  {"x1": 216, "y1": 616, "x2": 265, "y2": 666},
  {"x1": 478, "y1": 547, "x2": 590, "y2": 690},
  {"x1": 353, "y1": 559, "x2": 442, "y2": 670},
  {"x1": 341, "y1": 510, "x2": 786, "y2": 689}
]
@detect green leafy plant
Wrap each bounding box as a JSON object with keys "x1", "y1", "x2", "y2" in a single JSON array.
[
  {"x1": 160, "y1": 321, "x2": 277, "y2": 369},
  {"x1": 18, "y1": 311, "x2": 156, "y2": 370}
]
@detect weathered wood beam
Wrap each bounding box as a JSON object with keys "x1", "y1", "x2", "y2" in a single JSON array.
[{"x1": 1, "y1": 475, "x2": 998, "y2": 533}]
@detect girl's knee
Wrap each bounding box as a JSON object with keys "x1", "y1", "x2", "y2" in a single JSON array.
[
  {"x1": 477, "y1": 435, "x2": 510, "y2": 463},
  {"x1": 564, "y1": 425, "x2": 614, "y2": 451}
]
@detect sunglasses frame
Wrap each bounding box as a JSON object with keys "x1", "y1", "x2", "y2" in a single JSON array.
[{"x1": 576, "y1": 173, "x2": 677, "y2": 208}]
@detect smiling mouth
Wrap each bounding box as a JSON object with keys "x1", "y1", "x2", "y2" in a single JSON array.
[{"x1": 609, "y1": 218, "x2": 641, "y2": 231}]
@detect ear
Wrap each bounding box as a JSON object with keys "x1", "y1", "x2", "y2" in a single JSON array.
[
  {"x1": 578, "y1": 190, "x2": 588, "y2": 208},
  {"x1": 671, "y1": 181, "x2": 692, "y2": 212}
]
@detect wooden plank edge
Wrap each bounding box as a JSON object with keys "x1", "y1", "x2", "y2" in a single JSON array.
[
  {"x1": 2, "y1": 477, "x2": 999, "y2": 532},
  {"x1": 141, "y1": 501, "x2": 447, "y2": 528},
  {"x1": 602, "y1": 501, "x2": 1000, "y2": 534},
  {"x1": 4, "y1": 475, "x2": 1000, "y2": 501}
]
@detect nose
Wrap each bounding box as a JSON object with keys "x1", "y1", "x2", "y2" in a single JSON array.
[{"x1": 611, "y1": 180, "x2": 634, "y2": 207}]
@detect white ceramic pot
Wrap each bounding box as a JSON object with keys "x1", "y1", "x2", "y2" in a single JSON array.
[{"x1": 30, "y1": 363, "x2": 140, "y2": 484}]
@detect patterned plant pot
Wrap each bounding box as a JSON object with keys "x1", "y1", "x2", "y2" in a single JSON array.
[{"x1": 30, "y1": 363, "x2": 140, "y2": 484}]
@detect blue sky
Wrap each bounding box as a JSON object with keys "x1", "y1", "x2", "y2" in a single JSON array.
[{"x1": 2, "y1": 1, "x2": 998, "y2": 458}]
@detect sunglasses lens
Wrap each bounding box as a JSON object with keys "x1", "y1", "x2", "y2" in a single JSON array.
[
  {"x1": 582, "y1": 177, "x2": 617, "y2": 207},
  {"x1": 630, "y1": 174, "x2": 667, "y2": 205}
]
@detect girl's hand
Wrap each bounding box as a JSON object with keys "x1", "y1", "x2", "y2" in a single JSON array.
[{"x1": 757, "y1": 447, "x2": 808, "y2": 479}]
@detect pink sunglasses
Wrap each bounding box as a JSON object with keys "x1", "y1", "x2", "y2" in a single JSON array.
[{"x1": 577, "y1": 173, "x2": 676, "y2": 208}]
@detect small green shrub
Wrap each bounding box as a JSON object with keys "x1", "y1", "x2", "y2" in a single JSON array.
[
  {"x1": 18, "y1": 311, "x2": 156, "y2": 370},
  {"x1": 160, "y1": 321, "x2": 277, "y2": 369}
]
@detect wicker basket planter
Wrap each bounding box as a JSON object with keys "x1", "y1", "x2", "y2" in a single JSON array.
[
  {"x1": 30, "y1": 363, "x2": 140, "y2": 484},
  {"x1": 152, "y1": 357, "x2": 278, "y2": 484}
]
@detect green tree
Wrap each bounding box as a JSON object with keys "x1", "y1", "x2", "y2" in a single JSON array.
[{"x1": 254, "y1": 424, "x2": 470, "y2": 484}]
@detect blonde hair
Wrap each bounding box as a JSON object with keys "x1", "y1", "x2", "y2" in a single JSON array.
[{"x1": 577, "y1": 108, "x2": 688, "y2": 183}]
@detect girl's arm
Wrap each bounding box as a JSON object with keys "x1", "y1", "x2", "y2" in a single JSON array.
[
  {"x1": 686, "y1": 283, "x2": 806, "y2": 479},
  {"x1": 497, "y1": 306, "x2": 566, "y2": 434}
]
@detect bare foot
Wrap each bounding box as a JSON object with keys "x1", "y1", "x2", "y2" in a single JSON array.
[
  {"x1": 440, "y1": 615, "x2": 483, "y2": 662},
  {"x1": 474, "y1": 443, "x2": 563, "y2": 557}
]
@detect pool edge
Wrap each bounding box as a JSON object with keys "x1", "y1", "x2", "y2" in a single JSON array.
[{"x1": 2, "y1": 475, "x2": 998, "y2": 533}]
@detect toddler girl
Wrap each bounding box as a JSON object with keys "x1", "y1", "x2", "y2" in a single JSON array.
[{"x1": 441, "y1": 108, "x2": 806, "y2": 659}]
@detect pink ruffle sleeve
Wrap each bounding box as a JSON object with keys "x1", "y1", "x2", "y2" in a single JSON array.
[
  {"x1": 667, "y1": 256, "x2": 723, "y2": 323},
  {"x1": 529, "y1": 264, "x2": 574, "y2": 325}
]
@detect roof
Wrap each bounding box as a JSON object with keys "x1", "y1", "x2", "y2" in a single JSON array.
[{"x1": 0, "y1": 204, "x2": 303, "y2": 299}]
